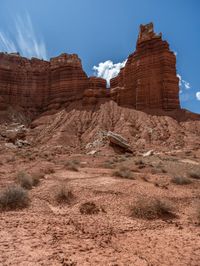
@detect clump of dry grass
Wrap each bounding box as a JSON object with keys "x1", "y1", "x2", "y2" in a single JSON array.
[
  {"x1": 171, "y1": 176, "x2": 192, "y2": 185},
  {"x1": 31, "y1": 172, "x2": 44, "y2": 186},
  {"x1": 16, "y1": 171, "x2": 42, "y2": 189},
  {"x1": 103, "y1": 159, "x2": 115, "y2": 169},
  {"x1": 131, "y1": 197, "x2": 176, "y2": 220},
  {"x1": 0, "y1": 185, "x2": 29, "y2": 210},
  {"x1": 79, "y1": 201, "x2": 100, "y2": 215},
  {"x1": 16, "y1": 171, "x2": 33, "y2": 189},
  {"x1": 56, "y1": 186, "x2": 74, "y2": 204},
  {"x1": 113, "y1": 167, "x2": 134, "y2": 179},
  {"x1": 65, "y1": 159, "x2": 80, "y2": 172},
  {"x1": 189, "y1": 170, "x2": 200, "y2": 180}
]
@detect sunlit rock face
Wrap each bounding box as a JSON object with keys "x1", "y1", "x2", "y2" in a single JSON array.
[
  {"x1": 0, "y1": 23, "x2": 180, "y2": 119},
  {"x1": 0, "y1": 53, "x2": 90, "y2": 117},
  {"x1": 110, "y1": 22, "x2": 180, "y2": 110}
]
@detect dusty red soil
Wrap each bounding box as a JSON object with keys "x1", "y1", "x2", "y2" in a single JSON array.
[
  {"x1": 0, "y1": 147, "x2": 200, "y2": 265},
  {"x1": 0, "y1": 103, "x2": 200, "y2": 265}
]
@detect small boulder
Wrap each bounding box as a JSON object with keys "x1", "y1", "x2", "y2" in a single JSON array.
[{"x1": 107, "y1": 131, "x2": 132, "y2": 152}]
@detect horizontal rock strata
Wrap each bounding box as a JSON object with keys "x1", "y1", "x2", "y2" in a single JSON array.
[{"x1": 0, "y1": 22, "x2": 180, "y2": 119}]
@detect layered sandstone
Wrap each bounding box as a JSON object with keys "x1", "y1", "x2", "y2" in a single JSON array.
[
  {"x1": 0, "y1": 53, "x2": 49, "y2": 116},
  {"x1": 0, "y1": 52, "x2": 90, "y2": 117},
  {"x1": 83, "y1": 77, "x2": 109, "y2": 105},
  {"x1": 110, "y1": 22, "x2": 180, "y2": 110},
  {"x1": 0, "y1": 22, "x2": 181, "y2": 118}
]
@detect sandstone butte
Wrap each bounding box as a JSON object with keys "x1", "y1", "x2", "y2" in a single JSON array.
[{"x1": 0, "y1": 23, "x2": 181, "y2": 119}]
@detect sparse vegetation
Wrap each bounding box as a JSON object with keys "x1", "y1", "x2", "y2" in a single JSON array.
[
  {"x1": 131, "y1": 197, "x2": 176, "y2": 220},
  {"x1": 0, "y1": 185, "x2": 29, "y2": 210},
  {"x1": 103, "y1": 159, "x2": 115, "y2": 169},
  {"x1": 189, "y1": 170, "x2": 200, "y2": 180},
  {"x1": 16, "y1": 171, "x2": 33, "y2": 189},
  {"x1": 113, "y1": 166, "x2": 134, "y2": 179},
  {"x1": 31, "y1": 172, "x2": 43, "y2": 186},
  {"x1": 65, "y1": 159, "x2": 80, "y2": 171},
  {"x1": 56, "y1": 186, "x2": 74, "y2": 204},
  {"x1": 79, "y1": 201, "x2": 100, "y2": 215},
  {"x1": 171, "y1": 176, "x2": 192, "y2": 185},
  {"x1": 43, "y1": 166, "x2": 55, "y2": 174}
]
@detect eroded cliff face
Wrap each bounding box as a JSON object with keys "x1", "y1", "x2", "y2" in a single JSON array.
[
  {"x1": 110, "y1": 23, "x2": 180, "y2": 110},
  {"x1": 0, "y1": 23, "x2": 180, "y2": 120}
]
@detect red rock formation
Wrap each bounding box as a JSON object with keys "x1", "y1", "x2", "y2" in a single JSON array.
[
  {"x1": 0, "y1": 52, "x2": 90, "y2": 117},
  {"x1": 46, "y1": 54, "x2": 89, "y2": 112},
  {"x1": 111, "y1": 22, "x2": 180, "y2": 110},
  {"x1": 0, "y1": 53, "x2": 49, "y2": 116},
  {"x1": 83, "y1": 77, "x2": 109, "y2": 105},
  {"x1": 0, "y1": 22, "x2": 181, "y2": 118}
]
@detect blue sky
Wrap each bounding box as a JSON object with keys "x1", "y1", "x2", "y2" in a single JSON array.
[{"x1": 0, "y1": 0, "x2": 199, "y2": 113}]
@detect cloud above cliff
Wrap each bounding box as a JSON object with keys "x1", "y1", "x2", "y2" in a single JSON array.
[
  {"x1": 93, "y1": 59, "x2": 127, "y2": 87},
  {"x1": 177, "y1": 74, "x2": 191, "y2": 90},
  {"x1": 0, "y1": 13, "x2": 47, "y2": 60},
  {"x1": 177, "y1": 74, "x2": 200, "y2": 103},
  {"x1": 196, "y1": 92, "x2": 200, "y2": 101}
]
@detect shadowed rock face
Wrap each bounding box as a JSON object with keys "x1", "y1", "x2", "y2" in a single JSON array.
[
  {"x1": 110, "y1": 22, "x2": 180, "y2": 110},
  {"x1": 0, "y1": 23, "x2": 180, "y2": 119}
]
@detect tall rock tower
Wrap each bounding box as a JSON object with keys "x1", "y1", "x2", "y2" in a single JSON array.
[{"x1": 110, "y1": 22, "x2": 180, "y2": 110}]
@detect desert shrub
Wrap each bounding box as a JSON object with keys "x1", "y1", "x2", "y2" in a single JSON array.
[
  {"x1": 43, "y1": 166, "x2": 55, "y2": 174},
  {"x1": 189, "y1": 170, "x2": 200, "y2": 180},
  {"x1": 0, "y1": 185, "x2": 29, "y2": 210},
  {"x1": 79, "y1": 201, "x2": 100, "y2": 215},
  {"x1": 171, "y1": 176, "x2": 192, "y2": 185},
  {"x1": 16, "y1": 171, "x2": 33, "y2": 189},
  {"x1": 56, "y1": 186, "x2": 74, "y2": 204},
  {"x1": 103, "y1": 160, "x2": 115, "y2": 169},
  {"x1": 131, "y1": 198, "x2": 176, "y2": 220},
  {"x1": 113, "y1": 167, "x2": 134, "y2": 179},
  {"x1": 31, "y1": 172, "x2": 44, "y2": 186},
  {"x1": 65, "y1": 160, "x2": 80, "y2": 172}
]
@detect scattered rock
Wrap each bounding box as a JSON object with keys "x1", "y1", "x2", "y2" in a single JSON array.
[
  {"x1": 143, "y1": 150, "x2": 154, "y2": 157},
  {"x1": 107, "y1": 131, "x2": 132, "y2": 152}
]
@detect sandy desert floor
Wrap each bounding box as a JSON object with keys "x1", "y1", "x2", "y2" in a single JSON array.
[{"x1": 0, "y1": 148, "x2": 200, "y2": 266}]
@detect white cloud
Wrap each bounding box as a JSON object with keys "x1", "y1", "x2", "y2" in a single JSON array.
[
  {"x1": 93, "y1": 59, "x2": 127, "y2": 87},
  {"x1": 0, "y1": 32, "x2": 17, "y2": 52},
  {"x1": 177, "y1": 74, "x2": 191, "y2": 90},
  {"x1": 0, "y1": 13, "x2": 47, "y2": 60},
  {"x1": 196, "y1": 92, "x2": 200, "y2": 101}
]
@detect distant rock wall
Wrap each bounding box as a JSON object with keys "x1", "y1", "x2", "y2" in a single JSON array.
[
  {"x1": 0, "y1": 22, "x2": 180, "y2": 118},
  {"x1": 110, "y1": 22, "x2": 180, "y2": 110}
]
